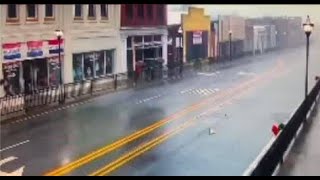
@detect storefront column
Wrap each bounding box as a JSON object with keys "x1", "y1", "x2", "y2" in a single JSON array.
[
  {"x1": 0, "y1": 10, "x2": 3, "y2": 97},
  {"x1": 0, "y1": 62, "x2": 4, "y2": 97},
  {"x1": 117, "y1": 35, "x2": 127, "y2": 74},
  {"x1": 161, "y1": 35, "x2": 168, "y2": 66},
  {"x1": 63, "y1": 34, "x2": 73, "y2": 84},
  {"x1": 0, "y1": 38, "x2": 4, "y2": 97}
]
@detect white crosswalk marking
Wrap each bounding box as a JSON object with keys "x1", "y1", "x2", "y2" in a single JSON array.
[
  {"x1": 203, "y1": 89, "x2": 211, "y2": 95},
  {"x1": 136, "y1": 94, "x2": 162, "y2": 104},
  {"x1": 180, "y1": 88, "x2": 219, "y2": 97}
]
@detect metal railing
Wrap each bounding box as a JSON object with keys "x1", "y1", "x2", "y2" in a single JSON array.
[
  {"x1": 247, "y1": 79, "x2": 320, "y2": 176},
  {"x1": 0, "y1": 74, "x2": 128, "y2": 119}
]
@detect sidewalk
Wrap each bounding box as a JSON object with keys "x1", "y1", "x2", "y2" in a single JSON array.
[{"x1": 277, "y1": 103, "x2": 320, "y2": 176}]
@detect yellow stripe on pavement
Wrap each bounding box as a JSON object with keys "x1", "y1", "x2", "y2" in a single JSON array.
[
  {"x1": 89, "y1": 119, "x2": 196, "y2": 176},
  {"x1": 44, "y1": 60, "x2": 284, "y2": 176}
]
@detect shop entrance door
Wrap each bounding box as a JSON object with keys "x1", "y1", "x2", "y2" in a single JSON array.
[{"x1": 22, "y1": 58, "x2": 48, "y2": 93}]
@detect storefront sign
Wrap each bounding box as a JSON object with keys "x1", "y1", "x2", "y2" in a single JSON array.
[
  {"x1": 2, "y1": 43, "x2": 21, "y2": 61},
  {"x1": 48, "y1": 39, "x2": 64, "y2": 54},
  {"x1": 27, "y1": 41, "x2": 43, "y2": 57},
  {"x1": 193, "y1": 31, "x2": 203, "y2": 45},
  {"x1": 3, "y1": 62, "x2": 21, "y2": 95},
  {"x1": 3, "y1": 62, "x2": 19, "y2": 79}
]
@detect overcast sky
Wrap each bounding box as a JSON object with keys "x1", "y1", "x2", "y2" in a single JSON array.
[{"x1": 168, "y1": 5, "x2": 320, "y2": 25}]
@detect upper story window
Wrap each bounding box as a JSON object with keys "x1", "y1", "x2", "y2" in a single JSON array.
[
  {"x1": 74, "y1": 4, "x2": 83, "y2": 20},
  {"x1": 137, "y1": 4, "x2": 144, "y2": 18},
  {"x1": 147, "y1": 5, "x2": 153, "y2": 19},
  {"x1": 45, "y1": 4, "x2": 54, "y2": 19},
  {"x1": 88, "y1": 4, "x2": 96, "y2": 19},
  {"x1": 26, "y1": 4, "x2": 38, "y2": 21},
  {"x1": 126, "y1": 5, "x2": 134, "y2": 19},
  {"x1": 100, "y1": 4, "x2": 108, "y2": 19},
  {"x1": 6, "y1": 4, "x2": 19, "y2": 22}
]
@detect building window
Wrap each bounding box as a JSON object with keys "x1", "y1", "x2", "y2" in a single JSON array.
[
  {"x1": 26, "y1": 4, "x2": 38, "y2": 20},
  {"x1": 105, "y1": 50, "x2": 114, "y2": 75},
  {"x1": 100, "y1": 4, "x2": 108, "y2": 19},
  {"x1": 95, "y1": 51, "x2": 105, "y2": 77},
  {"x1": 126, "y1": 5, "x2": 133, "y2": 19},
  {"x1": 45, "y1": 4, "x2": 54, "y2": 19},
  {"x1": 48, "y1": 57, "x2": 61, "y2": 87},
  {"x1": 147, "y1": 5, "x2": 153, "y2": 19},
  {"x1": 72, "y1": 50, "x2": 115, "y2": 82},
  {"x1": 74, "y1": 4, "x2": 83, "y2": 19},
  {"x1": 137, "y1": 4, "x2": 144, "y2": 18},
  {"x1": 127, "y1": 37, "x2": 132, "y2": 49},
  {"x1": 154, "y1": 35, "x2": 162, "y2": 42},
  {"x1": 7, "y1": 4, "x2": 19, "y2": 22},
  {"x1": 88, "y1": 4, "x2": 96, "y2": 19},
  {"x1": 144, "y1": 35, "x2": 152, "y2": 42},
  {"x1": 84, "y1": 52, "x2": 95, "y2": 79},
  {"x1": 73, "y1": 54, "x2": 84, "y2": 82}
]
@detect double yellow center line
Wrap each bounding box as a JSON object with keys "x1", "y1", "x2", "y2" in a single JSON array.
[
  {"x1": 45, "y1": 93, "x2": 212, "y2": 176},
  {"x1": 89, "y1": 60, "x2": 286, "y2": 176},
  {"x1": 89, "y1": 118, "x2": 197, "y2": 176},
  {"x1": 45, "y1": 60, "x2": 284, "y2": 176}
]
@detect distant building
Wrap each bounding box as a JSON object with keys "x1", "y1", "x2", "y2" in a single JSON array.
[
  {"x1": 217, "y1": 15, "x2": 245, "y2": 59},
  {"x1": 181, "y1": 7, "x2": 211, "y2": 62},
  {"x1": 167, "y1": 24, "x2": 183, "y2": 69},
  {"x1": 180, "y1": 5, "x2": 192, "y2": 12},
  {"x1": 120, "y1": 4, "x2": 168, "y2": 82},
  {"x1": 0, "y1": 4, "x2": 122, "y2": 97}
]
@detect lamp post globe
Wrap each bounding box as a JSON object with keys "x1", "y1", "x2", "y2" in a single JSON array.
[{"x1": 303, "y1": 15, "x2": 314, "y2": 99}]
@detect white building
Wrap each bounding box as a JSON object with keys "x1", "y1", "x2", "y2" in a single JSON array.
[
  {"x1": 253, "y1": 26, "x2": 268, "y2": 55},
  {"x1": 0, "y1": 4, "x2": 122, "y2": 97},
  {"x1": 218, "y1": 15, "x2": 245, "y2": 42}
]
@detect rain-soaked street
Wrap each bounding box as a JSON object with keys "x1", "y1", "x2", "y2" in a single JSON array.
[{"x1": 1, "y1": 43, "x2": 320, "y2": 176}]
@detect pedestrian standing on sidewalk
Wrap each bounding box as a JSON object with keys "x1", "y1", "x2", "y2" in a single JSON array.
[
  {"x1": 1, "y1": 78, "x2": 14, "y2": 96},
  {"x1": 179, "y1": 59, "x2": 183, "y2": 76}
]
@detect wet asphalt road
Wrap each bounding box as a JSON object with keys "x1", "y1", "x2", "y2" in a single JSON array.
[{"x1": 1, "y1": 43, "x2": 320, "y2": 176}]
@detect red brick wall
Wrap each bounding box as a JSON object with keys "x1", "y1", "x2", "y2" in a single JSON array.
[{"x1": 121, "y1": 4, "x2": 167, "y2": 27}]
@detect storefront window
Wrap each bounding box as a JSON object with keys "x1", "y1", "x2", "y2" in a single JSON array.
[
  {"x1": 136, "y1": 49, "x2": 143, "y2": 62},
  {"x1": 154, "y1": 35, "x2": 162, "y2": 42},
  {"x1": 134, "y1": 36, "x2": 143, "y2": 44},
  {"x1": 72, "y1": 50, "x2": 114, "y2": 81},
  {"x1": 144, "y1": 35, "x2": 152, "y2": 42},
  {"x1": 105, "y1": 50, "x2": 114, "y2": 74},
  {"x1": 48, "y1": 56, "x2": 61, "y2": 87},
  {"x1": 127, "y1": 37, "x2": 132, "y2": 49},
  {"x1": 84, "y1": 52, "x2": 95, "y2": 79},
  {"x1": 73, "y1": 53, "x2": 83, "y2": 82},
  {"x1": 95, "y1": 51, "x2": 105, "y2": 77},
  {"x1": 22, "y1": 59, "x2": 48, "y2": 92}
]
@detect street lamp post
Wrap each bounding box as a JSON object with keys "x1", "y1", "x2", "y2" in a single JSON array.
[
  {"x1": 303, "y1": 15, "x2": 314, "y2": 99},
  {"x1": 178, "y1": 27, "x2": 183, "y2": 76},
  {"x1": 229, "y1": 30, "x2": 232, "y2": 61},
  {"x1": 54, "y1": 29, "x2": 64, "y2": 104}
]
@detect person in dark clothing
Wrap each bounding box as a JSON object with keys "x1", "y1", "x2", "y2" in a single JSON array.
[
  {"x1": 179, "y1": 60, "x2": 183, "y2": 76},
  {"x1": 1, "y1": 79, "x2": 14, "y2": 96}
]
